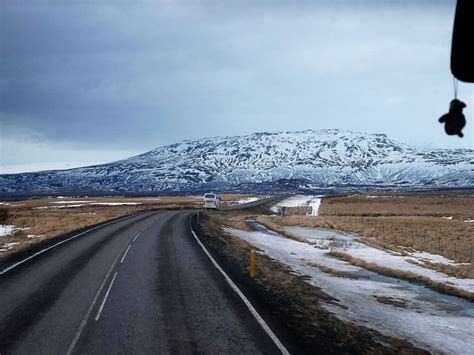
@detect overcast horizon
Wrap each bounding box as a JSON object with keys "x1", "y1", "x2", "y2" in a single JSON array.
[{"x1": 1, "y1": 0, "x2": 473, "y2": 174}]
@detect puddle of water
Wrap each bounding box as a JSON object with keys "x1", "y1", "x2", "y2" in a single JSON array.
[{"x1": 245, "y1": 218, "x2": 283, "y2": 237}]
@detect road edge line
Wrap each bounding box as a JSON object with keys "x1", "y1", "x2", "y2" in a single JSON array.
[{"x1": 189, "y1": 219, "x2": 289, "y2": 355}]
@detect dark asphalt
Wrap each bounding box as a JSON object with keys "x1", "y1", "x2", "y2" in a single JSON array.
[{"x1": 0, "y1": 208, "x2": 284, "y2": 354}]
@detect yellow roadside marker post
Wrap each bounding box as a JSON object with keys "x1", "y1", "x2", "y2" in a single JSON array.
[{"x1": 250, "y1": 249, "x2": 256, "y2": 278}]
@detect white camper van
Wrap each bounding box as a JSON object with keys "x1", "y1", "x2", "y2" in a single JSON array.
[{"x1": 203, "y1": 193, "x2": 221, "y2": 210}]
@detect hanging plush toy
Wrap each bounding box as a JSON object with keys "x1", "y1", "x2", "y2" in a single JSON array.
[{"x1": 438, "y1": 98, "x2": 466, "y2": 138}]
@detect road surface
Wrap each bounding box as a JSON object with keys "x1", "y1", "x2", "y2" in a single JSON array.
[{"x1": 0, "y1": 209, "x2": 286, "y2": 354}]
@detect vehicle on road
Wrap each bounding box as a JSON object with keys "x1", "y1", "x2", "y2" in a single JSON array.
[{"x1": 203, "y1": 193, "x2": 221, "y2": 210}]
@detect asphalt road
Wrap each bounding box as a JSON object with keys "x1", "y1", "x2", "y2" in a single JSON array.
[{"x1": 0, "y1": 207, "x2": 286, "y2": 354}]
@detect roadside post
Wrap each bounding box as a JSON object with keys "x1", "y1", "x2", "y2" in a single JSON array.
[{"x1": 250, "y1": 249, "x2": 256, "y2": 278}]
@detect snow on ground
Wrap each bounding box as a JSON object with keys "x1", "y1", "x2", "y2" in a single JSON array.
[
  {"x1": 283, "y1": 226, "x2": 474, "y2": 293},
  {"x1": 225, "y1": 225, "x2": 474, "y2": 354},
  {"x1": 307, "y1": 197, "x2": 321, "y2": 216},
  {"x1": 35, "y1": 202, "x2": 143, "y2": 209},
  {"x1": 406, "y1": 250, "x2": 470, "y2": 266},
  {"x1": 90, "y1": 202, "x2": 142, "y2": 206},
  {"x1": 50, "y1": 200, "x2": 95, "y2": 204},
  {"x1": 234, "y1": 197, "x2": 260, "y2": 204},
  {"x1": 27, "y1": 234, "x2": 44, "y2": 239},
  {"x1": 464, "y1": 218, "x2": 474, "y2": 223},
  {"x1": 0, "y1": 202, "x2": 25, "y2": 207},
  {"x1": 271, "y1": 195, "x2": 322, "y2": 215},
  {"x1": 0, "y1": 241, "x2": 19, "y2": 252},
  {"x1": 441, "y1": 216, "x2": 453, "y2": 220},
  {"x1": 0, "y1": 225, "x2": 14, "y2": 237}
]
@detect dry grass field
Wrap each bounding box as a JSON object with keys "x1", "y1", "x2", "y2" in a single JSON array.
[
  {"x1": 0, "y1": 194, "x2": 256, "y2": 256},
  {"x1": 258, "y1": 192, "x2": 474, "y2": 278}
]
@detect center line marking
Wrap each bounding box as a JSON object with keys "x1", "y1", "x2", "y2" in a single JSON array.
[
  {"x1": 95, "y1": 271, "x2": 118, "y2": 321},
  {"x1": 66, "y1": 238, "x2": 132, "y2": 355},
  {"x1": 132, "y1": 232, "x2": 141, "y2": 242},
  {"x1": 120, "y1": 245, "x2": 132, "y2": 263}
]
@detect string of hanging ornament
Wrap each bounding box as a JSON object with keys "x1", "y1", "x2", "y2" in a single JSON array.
[{"x1": 453, "y1": 76, "x2": 458, "y2": 99}]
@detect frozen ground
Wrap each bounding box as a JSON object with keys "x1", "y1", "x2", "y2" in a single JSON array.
[
  {"x1": 0, "y1": 241, "x2": 19, "y2": 252},
  {"x1": 234, "y1": 197, "x2": 260, "y2": 204},
  {"x1": 225, "y1": 225, "x2": 474, "y2": 354},
  {"x1": 0, "y1": 225, "x2": 14, "y2": 237},
  {"x1": 271, "y1": 195, "x2": 322, "y2": 216},
  {"x1": 282, "y1": 226, "x2": 474, "y2": 293},
  {"x1": 35, "y1": 202, "x2": 143, "y2": 209}
]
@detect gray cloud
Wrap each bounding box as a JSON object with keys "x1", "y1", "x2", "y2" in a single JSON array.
[{"x1": 1, "y1": 0, "x2": 472, "y2": 172}]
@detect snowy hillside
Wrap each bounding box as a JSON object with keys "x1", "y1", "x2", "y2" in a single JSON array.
[{"x1": 1, "y1": 129, "x2": 473, "y2": 194}]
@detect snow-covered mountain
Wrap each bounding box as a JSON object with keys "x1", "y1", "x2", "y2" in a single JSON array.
[{"x1": 1, "y1": 129, "x2": 473, "y2": 194}]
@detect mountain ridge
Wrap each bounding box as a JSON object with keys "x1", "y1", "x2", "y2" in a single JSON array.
[{"x1": 1, "y1": 129, "x2": 473, "y2": 194}]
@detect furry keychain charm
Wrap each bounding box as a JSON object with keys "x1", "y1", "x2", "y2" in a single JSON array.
[{"x1": 439, "y1": 77, "x2": 466, "y2": 138}]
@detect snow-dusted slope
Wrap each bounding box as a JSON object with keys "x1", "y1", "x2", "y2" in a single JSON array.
[{"x1": 1, "y1": 129, "x2": 473, "y2": 193}]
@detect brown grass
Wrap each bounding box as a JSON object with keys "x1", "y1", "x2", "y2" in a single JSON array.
[
  {"x1": 374, "y1": 296, "x2": 408, "y2": 308},
  {"x1": 306, "y1": 261, "x2": 353, "y2": 278},
  {"x1": 321, "y1": 191, "x2": 474, "y2": 220}
]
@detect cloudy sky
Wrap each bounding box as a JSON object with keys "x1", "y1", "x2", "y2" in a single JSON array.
[{"x1": 1, "y1": 0, "x2": 472, "y2": 173}]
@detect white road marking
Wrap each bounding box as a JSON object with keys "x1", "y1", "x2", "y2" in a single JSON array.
[
  {"x1": 94, "y1": 271, "x2": 118, "y2": 321},
  {"x1": 189, "y1": 223, "x2": 290, "y2": 355},
  {"x1": 66, "y1": 239, "x2": 131, "y2": 355},
  {"x1": 132, "y1": 232, "x2": 141, "y2": 242},
  {"x1": 0, "y1": 213, "x2": 141, "y2": 275},
  {"x1": 120, "y1": 245, "x2": 132, "y2": 264}
]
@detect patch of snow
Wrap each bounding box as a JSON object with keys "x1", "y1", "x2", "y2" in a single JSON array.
[
  {"x1": 89, "y1": 202, "x2": 142, "y2": 206},
  {"x1": 0, "y1": 225, "x2": 15, "y2": 237},
  {"x1": 234, "y1": 197, "x2": 259, "y2": 204},
  {"x1": 0, "y1": 202, "x2": 25, "y2": 207},
  {"x1": 464, "y1": 218, "x2": 474, "y2": 223},
  {"x1": 277, "y1": 195, "x2": 313, "y2": 207},
  {"x1": 55, "y1": 204, "x2": 88, "y2": 208},
  {"x1": 27, "y1": 234, "x2": 44, "y2": 239},
  {"x1": 307, "y1": 196, "x2": 322, "y2": 216},
  {"x1": 271, "y1": 195, "x2": 322, "y2": 213},
  {"x1": 0, "y1": 241, "x2": 19, "y2": 251},
  {"x1": 406, "y1": 250, "x2": 467, "y2": 266},
  {"x1": 50, "y1": 200, "x2": 95, "y2": 204},
  {"x1": 224, "y1": 226, "x2": 474, "y2": 354},
  {"x1": 441, "y1": 216, "x2": 453, "y2": 220}
]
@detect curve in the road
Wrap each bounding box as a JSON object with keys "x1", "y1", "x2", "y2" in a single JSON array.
[{"x1": 0, "y1": 208, "x2": 288, "y2": 354}]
